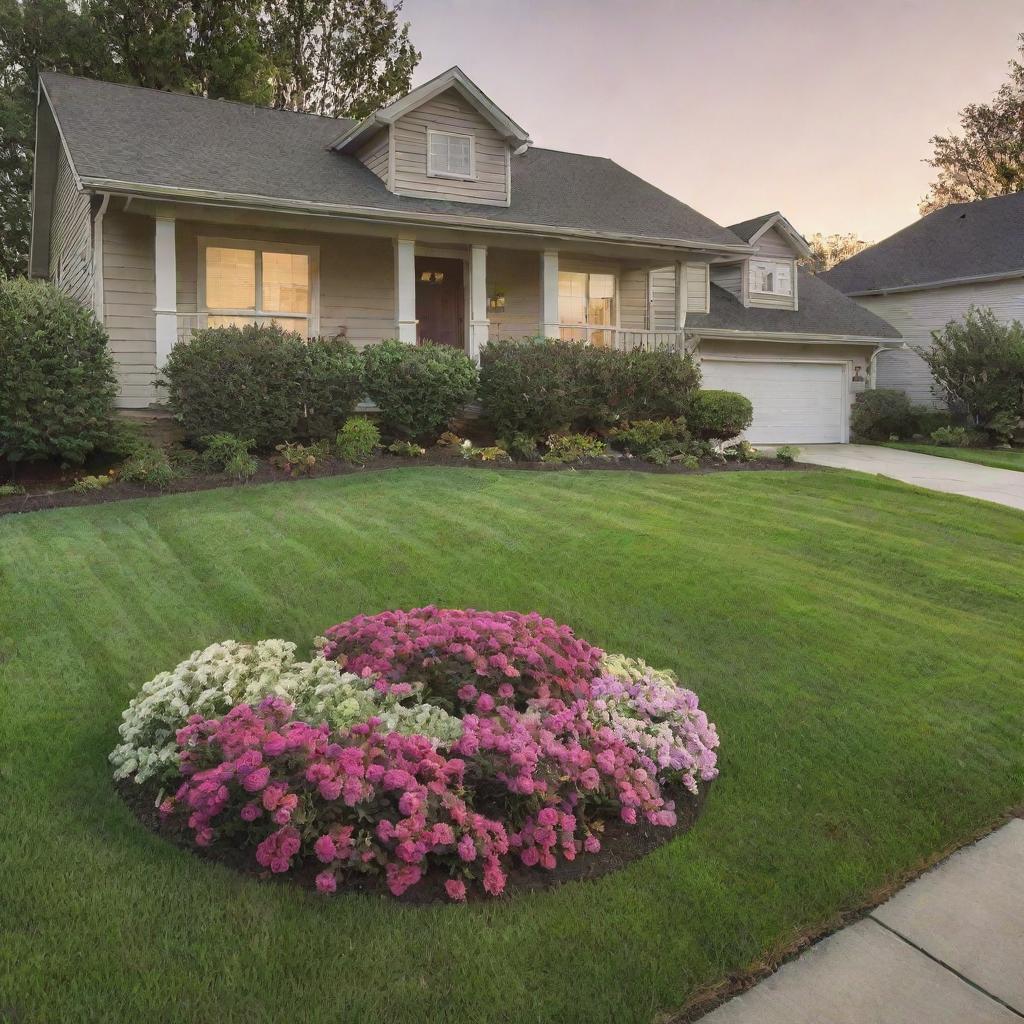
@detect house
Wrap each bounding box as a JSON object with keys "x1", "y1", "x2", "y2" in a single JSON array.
[
  {"x1": 823, "y1": 192, "x2": 1024, "y2": 408},
  {"x1": 29, "y1": 66, "x2": 901, "y2": 444}
]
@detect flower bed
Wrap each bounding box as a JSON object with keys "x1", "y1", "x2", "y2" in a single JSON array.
[{"x1": 112, "y1": 609, "x2": 719, "y2": 901}]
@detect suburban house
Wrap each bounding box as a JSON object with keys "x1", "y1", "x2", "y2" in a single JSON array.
[
  {"x1": 823, "y1": 192, "x2": 1024, "y2": 408},
  {"x1": 29, "y1": 66, "x2": 902, "y2": 444}
]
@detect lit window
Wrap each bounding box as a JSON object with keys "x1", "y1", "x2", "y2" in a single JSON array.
[
  {"x1": 558, "y1": 271, "x2": 616, "y2": 346},
  {"x1": 203, "y1": 242, "x2": 314, "y2": 337},
  {"x1": 750, "y1": 259, "x2": 793, "y2": 296},
  {"x1": 428, "y1": 130, "x2": 474, "y2": 179}
]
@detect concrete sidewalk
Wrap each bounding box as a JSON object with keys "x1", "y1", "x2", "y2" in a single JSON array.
[
  {"x1": 702, "y1": 819, "x2": 1024, "y2": 1023},
  {"x1": 795, "y1": 444, "x2": 1024, "y2": 511}
]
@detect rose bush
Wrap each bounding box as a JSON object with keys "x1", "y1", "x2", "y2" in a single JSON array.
[{"x1": 115, "y1": 608, "x2": 719, "y2": 901}]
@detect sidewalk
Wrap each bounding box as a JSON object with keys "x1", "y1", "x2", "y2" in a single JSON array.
[{"x1": 702, "y1": 818, "x2": 1024, "y2": 1023}]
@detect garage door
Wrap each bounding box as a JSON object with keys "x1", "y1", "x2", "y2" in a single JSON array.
[{"x1": 700, "y1": 359, "x2": 847, "y2": 444}]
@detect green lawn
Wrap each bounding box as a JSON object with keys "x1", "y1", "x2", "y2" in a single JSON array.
[
  {"x1": 2, "y1": 468, "x2": 1023, "y2": 1024},
  {"x1": 883, "y1": 441, "x2": 1024, "y2": 472}
]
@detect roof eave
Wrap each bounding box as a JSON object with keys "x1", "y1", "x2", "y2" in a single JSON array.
[
  {"x1": 748, "y1": 212, "x2": 813, "y2": 259},
  {"x1": 77, "y1": 175, "x2": 756, "y2": 256},
  {"x1": 686, "y1": 326, "x2": 903, "y2": 346},
  {"x1": 845, "y1": 267, "x2": 1024, "y2": 297}
]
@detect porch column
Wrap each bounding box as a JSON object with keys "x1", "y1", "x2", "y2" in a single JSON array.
[
  {"x1": 673, "y1": 260, "x2": 686, "y2": 334},
  {"x1": 540, "y1": 249, "x2": 560, "y2": 339},
  {"x1": 153, "y1": 217, "x2": 177, "y2": 368},
  {"x1": 394, "y1": 237, "x2": 417, "y2": 343},
  {"x1": 468, "y1": 244, "x2": 489, "y2": 363}
]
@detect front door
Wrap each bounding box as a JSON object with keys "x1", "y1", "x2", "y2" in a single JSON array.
[{"x1": 416, "y1": 257, "x2": 464, "y2": 349}]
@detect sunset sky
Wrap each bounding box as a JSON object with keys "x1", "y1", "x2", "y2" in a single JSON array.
[{"x1": 401, "y1": 0, "x2": 1022, "y2": 245}]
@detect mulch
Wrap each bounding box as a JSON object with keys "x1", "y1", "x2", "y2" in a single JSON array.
[
  {"x1": 0, "y1": 453, "x2": 808, "y2": 518},
  {"x1": 116, "y1": 775, "x2": 711, "y2": 905}
]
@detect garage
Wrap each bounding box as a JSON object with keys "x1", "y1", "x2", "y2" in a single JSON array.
[{"x1": 700, "y1": 358, "x2": 849, "y2": 444}]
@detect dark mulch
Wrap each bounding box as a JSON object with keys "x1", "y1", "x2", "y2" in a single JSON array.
[
  {"x1": 117, "y1": 775, "x2": 711, "y2": 905},
  {"x1": 0, "y1": 453, "x2": 809, "y2": 518}
]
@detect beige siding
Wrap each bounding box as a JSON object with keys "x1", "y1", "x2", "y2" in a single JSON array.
[
  {"x1": 710, "y1": 262, "x2": 744, "y2": 303},
  {"x1": 647, "y1": 263, "x2": 709, "y2": 328},
  {"x1": 487, "y1": 249, "x2": 541, "y2": 340},
  {"x1": 392, "y1": 88, "x2": 509, "y2": 206},
  {"x1": 752, "y1": 225, "x2": 793, "y2": 259},
  {"x1": 857, "y1": 280, "x2": 1024, "y2": 408},
  {"x1": 49, "y1": 150, "x2": 93, "y2": 308},
  {"x1": 103, "y1": 211, "x2": 157, "y2": 407},
  {"x1": 686, "y1": 263, "x2": 709, "y2": 313},
  {"x1": 356, "y1": 128, "x2": 390, "y2": 186},
  {"x1": 619, "y1": 269, "x2": 648, "y2": 330}
]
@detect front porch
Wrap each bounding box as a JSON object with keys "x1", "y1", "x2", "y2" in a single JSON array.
[{"x1": 100, "y1": 201, "x2": 699, "y2": 407}]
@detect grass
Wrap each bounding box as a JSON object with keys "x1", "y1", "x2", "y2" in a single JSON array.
[
  {"x1": 883, "y1": 441, "x2": 1024, "y2": 472},
  {"x1": 2, "y1": 467, "x2": 1023, "y2": 1024}
]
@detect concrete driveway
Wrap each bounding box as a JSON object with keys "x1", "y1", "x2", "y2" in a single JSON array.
[{"x1": 797, "y1": 444, "x2": 1024, "y2": 512}]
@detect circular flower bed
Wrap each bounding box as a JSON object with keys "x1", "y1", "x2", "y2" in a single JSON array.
[{"x1": 112, "y1": 608, "x2": 719, "y2": 901}]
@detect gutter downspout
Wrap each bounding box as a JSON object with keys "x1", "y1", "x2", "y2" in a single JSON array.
[{"x1": 92, "y1": 192, "x2": 110, "y2": 322}]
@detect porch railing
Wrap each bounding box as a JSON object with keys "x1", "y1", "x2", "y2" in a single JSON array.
[{"x1": 554, "y1": 325, "x2": 687, "y2": 352}]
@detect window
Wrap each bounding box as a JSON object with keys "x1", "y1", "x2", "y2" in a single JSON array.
[
  {"x1": 558, "y1": 271, "x2": 616, "y2": 346},
  {"x1": 749, "y1": 259, "x2": 793, "y2": 296},
  {"x1": 427, "y1": 130, "x2": 475, "y2": 179},
  {"x1": 201, "y1": 240, "x2": 315, "y2": 337}
]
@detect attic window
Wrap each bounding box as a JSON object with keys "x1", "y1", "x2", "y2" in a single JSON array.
[
  {"x1": 750, "y1": 259, "x2": 793, "y2": 297},
  {"x1": 427, "y1": 130, "x2": 475, "y2": 179}
]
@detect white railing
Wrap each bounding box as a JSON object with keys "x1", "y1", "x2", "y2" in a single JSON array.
[
  {"x1": 554, "y1": 325, "x2": 686, "y2": 352},
  {"x1": 176, "y1": 314, "x2": 201, "y2": 344}
]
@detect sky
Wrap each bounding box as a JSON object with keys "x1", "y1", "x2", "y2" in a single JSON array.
[{"x1": 400, "y1": 0, "x2": 1022, "y2": 244}]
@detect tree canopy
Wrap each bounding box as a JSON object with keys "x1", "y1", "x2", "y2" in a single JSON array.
[
  {"x1": 920, "y1": 33, "x2": 1024, "y2": 215},
  {"x1": 800, "y1": 232, "x2": 872, "y2": 274},
  {"x1": 0, "y1": 0, "x2": 420, "y2": 277}
]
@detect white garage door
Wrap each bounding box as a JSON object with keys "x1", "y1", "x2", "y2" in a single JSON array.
[{"x1": 700, "y1": 359, "x2": 847, "y2": 444}]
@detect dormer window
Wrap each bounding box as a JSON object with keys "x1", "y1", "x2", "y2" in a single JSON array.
[
  {"x1": 750, "y1": 259, "x2": 793, "y2": 296},
  {"x1": 427, "y1": 129, "x2": 475, "y2": 179}
]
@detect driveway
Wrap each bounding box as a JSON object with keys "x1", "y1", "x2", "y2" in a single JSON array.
[{"x1": 797, "y1": 444, "x2": 1024, "y2": 512}]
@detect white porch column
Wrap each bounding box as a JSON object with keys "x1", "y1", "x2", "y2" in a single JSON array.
[
  {"x1": 394, "y1": 237, "x2": 417, "y2": 343},
  {"x1": 673, "y1": 260, "x2": 686, "y2": 334},
  {"x1": 468, "y1": 244, "x2": 489, "y2": 363},
  {"x1": 540, "y1": 249, "x2": 560, "y2": 339},
  {"x1": 153, "y1": 217, "x2": 177, "y2": 368}
]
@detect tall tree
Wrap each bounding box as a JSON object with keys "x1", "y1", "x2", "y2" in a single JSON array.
[
  {"x1": 265, "y1": 0, "x2": 419, "y2": 119},
  {"x1": 800, "y1": 232, "x2": 871, "y2": 274},
  {"x1": 920, "y1": 33, "x2": 1024, "y2": 215}
]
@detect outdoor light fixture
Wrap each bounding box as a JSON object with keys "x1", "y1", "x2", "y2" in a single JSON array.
[
  {"x1": 419, "y1": 271, "x2": 445, "y2": 283},
  {"x1": 488, "y1": 291, "x2": 506, "y2": 312},
  {"x1": 852, "y1": 365, "x2": 864, "y2": 382}
]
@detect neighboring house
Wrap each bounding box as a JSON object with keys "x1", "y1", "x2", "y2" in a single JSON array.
[
  {"x1": 823, "y1": 192, "x2": 1024, "y2": 408},
  {"x1": 29, "y1": 66, "x2": 901, "y2": 444}
]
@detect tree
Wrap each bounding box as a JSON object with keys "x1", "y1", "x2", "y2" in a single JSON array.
[
  {"x1": 800, "y1": 232, "x2": 871, "y2": 274},
  {"x1": 920, "y1": 33, "x2": 1024, "y2": 215},
  {"x1": 265, "y1": 0, "x2": 419, "y2": 119},
  {"x1": 917, "y1": 306, "x2": 1024, "y2": 441}
]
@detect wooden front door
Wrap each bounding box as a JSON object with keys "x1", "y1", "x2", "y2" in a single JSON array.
[{"x1": 416, "y1": 257, "x2": 465, "y2": 349}]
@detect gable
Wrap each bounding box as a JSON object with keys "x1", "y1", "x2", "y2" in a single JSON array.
[
  {"x1": 390, "y1": 88, "x2": 510, "y2": 206},
  {"x1": 753, "y1": 225, "x2": 797, "y2": 258}
]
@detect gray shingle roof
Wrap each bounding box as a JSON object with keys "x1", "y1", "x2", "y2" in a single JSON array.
[
  {"x1": 686, "y1": 270, "x2": 901, "y2": 339},
  {"x1": 40, "y1": 72, "x2": 745, "y2": 249},
  {"x1": 727, "y1": 212, "x2": 780, "y2": 243},
  {"x1": 822, "y1": 192, "x2": 1024, "y2": 295}
]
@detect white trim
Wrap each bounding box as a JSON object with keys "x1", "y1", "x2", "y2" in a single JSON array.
[
  {"x1": 699, "y1": 353, "x2": 851, "y2": 443},
  {"x1": 394, "y1": 237, "x2": 417, "y2": 343},
  {"x1": 540, "y1": 250, "x2": 560, "y2": 338},
  {"x1": 745, "y1": 212, "x2": 813, "y2": 259},
  {"x1": 845, "y1": 268, "x2": 1024, "y2": 297},
  {"x1": 76, "y1": 177, "x2": 756, "y2": 257},
  {"x1": 92, "y1": 192, "x2": 110, "y2": 320},
  {"x1": 154, "y1": 217, "x2": 177, "y2": 368},
  {"x1": 197, "y1": 235, "x2": 320, "y2": 337},
  {"x1": 426, "y1": 129, "x2": 476, "y2": 180},
  {"x1": 673, "y1": 261, "x2": 685, "y2": 332},
  {"x1": 688, "y1": 327, "x2": 902, "y2": 347},
  {"x1": 749, "y1": 258, "x2": 794, "y2": 298},
  {"x1": 469, "y1": 244, "x2": 489, "y2": 363}
]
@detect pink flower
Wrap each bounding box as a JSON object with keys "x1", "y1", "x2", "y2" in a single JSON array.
[
  {"x1": 583, "y1": 835, "x2": 601, "y2": 854},
  {"x1": 444, "y1": 879, "x2": 467, "y2": 902},
  {"x1": 240, "y1": 802, "x2": 261, "y2": 822},
  {"x1": 536, "y1": 807, "x2": 558, "y2": 827},
  {"x1": 457, "y1": 835, "x2": 477, "y2": 862},
  {"x1": 315, "y1": 870, "x2": 337, "y2": 894},
  {"x1": 241, "y1": 765, "x2": 270, "y2": 792}
]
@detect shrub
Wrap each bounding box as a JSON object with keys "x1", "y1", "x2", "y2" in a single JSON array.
[
  {"x1": 499, "y1": 432, "x2": 540, "y2": 461},
  {"x1": 608, "y1": 418, "x2": 689, "y2": 457},
  {"x1": 436, "y1": 431, "x2": 464, "y2": 448},
  {"x1": 69, "y1": 473, "x2": 113, "y2": 494},
  {"x1": 850, "y1": 389, "x2": 914, "y2": 441},
  {"x1": 119, "y1": 443, "x2": 179, "y2": 488},
  {"x1": 0, "y1": 483, "x2": 26, "y2": 496},
  {"x1": 479, "y1": 338, "x2": 699, "y2": 438},
  {"x1": 686, "y1": 390, "x2": 754, "y2": 440},
  {"x1": 776, "y1": 445, "x2": 800, "y2": 464},
  {"x1": 362, "y1": 340, "x2": 477, "y2": 439},
  {"x1": 201, "y1": 433, "x2": 258, "y2": 480},
  {"x1": 931, "y1": 425, "x2": 971, "y2": 447},
  {"x1": 919, "y1": 307, "x2": 1024, "y2": 442},
  {"x1": 335, "y1": 417, "x2": 380, "y2": 464},
  {"x1": 0, "y1": 278, "x2": 119, "y2": 464},
  {"x1": 117, "y1": 610, "x2": 721, "y2": 901},
  {"x1": 162, "y1": 325, "x2": 363, "y2": 446},
  {"x1": 909, "y1": 405, "x2": 954, "y2": 438},
  {"x1": 542, "y1": 433, "x2": 609, "y2": 463},
  {"x1": 272, "y1": 440, "x2": 330, "y2": 476},
  {"x1": 462, "y1": 443, "x2": 511, "y2": 462},
  {"x1": 387, "y1": 439, "x2": 426, "y2": 457}
]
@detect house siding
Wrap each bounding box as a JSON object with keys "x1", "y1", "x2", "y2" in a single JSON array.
[
  {"x1": 856, "y1": 278, "x2": 1024, "y2": 408},
  {"x1": 391, "y1": 89, "x2": 510, "y2": 206},
  {"x1": 49, "y1": 149, "x2": 93, "y2": 309},
  {"x1": 751, "y1": 225, "x2": 793, "y2": 259},
  {"x1": 356, "y1": 128, "x2": 390, "y2": 187},
  {"x1": 648, "y1": 263, "x2": 710, "y2": 329},
  {"x1": 710, "y1": 263, "x2": 745, "y2": 304}
]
